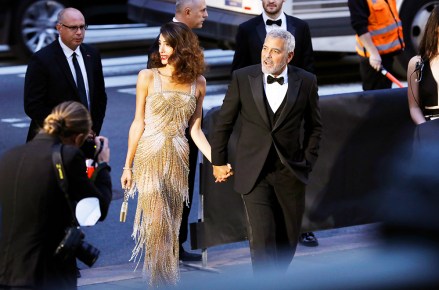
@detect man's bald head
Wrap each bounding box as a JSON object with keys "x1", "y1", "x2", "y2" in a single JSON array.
[{"x1": 175, "y1": 0, "x2": 208, "y2": 29}]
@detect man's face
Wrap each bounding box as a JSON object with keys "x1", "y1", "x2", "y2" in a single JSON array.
[
  {"x1": 187, "y1": 0, "x2": 208, "y2": 29},
  {"x1": 56, "y1": 9, "x2": 86, "y2": 50},
  {"x1": 261, "y1": 36, "x2": 293, "y2": 76},
  {"x1": 262, "y1": 0, "x2": 285, "y2": 17}
]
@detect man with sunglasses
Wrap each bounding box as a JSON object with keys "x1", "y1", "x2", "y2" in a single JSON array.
[{"x1": 24, "y1": 7, "x2": 107, "y2": 143}]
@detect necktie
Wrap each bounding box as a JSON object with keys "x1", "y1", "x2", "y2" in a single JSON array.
[
  {"x1": 266, "y1": 19, "x2": 282, "y2": 26},
  {"x1": 72, "y1": 53, "x2": 88, "y2": 109},
  {"x1": 267, "y1": 75, "x2": 284, "y2": 85}
]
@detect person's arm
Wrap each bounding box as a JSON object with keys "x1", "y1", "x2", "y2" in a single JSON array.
[
  {"x1": 348, "y1": 0, "x2": 381, "y2": 70},
  {"x1": 65, "y1": 145, "x2": 112, "y2": 221},
  {"x1": 358, "y1": 32, "x2": 382, "y2": 71},
  {"x1": 120, "y1": 69, "x2": 150, "y2": 190},
  {"x1": 303, "y1": 74, "x2": 322, "y2": 169},
  {"x1": 91, "y1": 48, "x2": 107, "y2": 135},
  {"x1": 189, "y1": 76, "x2": 212, "y2": 162},
  {"x1": 24, "y1": 54, "x2": 53, "y2": 127},
  {"x1": 407, "y1": 56, "x2": 426, "y2": 125},
  {"x1": 231, "y1": 24, "x2": 252, "y2": 72},
  {"x1": 295, "y1": 19, "x2": 315, "y2": 73},
  {"x1": 211, "y1": 71, "x2": 241, "y2": 181}
]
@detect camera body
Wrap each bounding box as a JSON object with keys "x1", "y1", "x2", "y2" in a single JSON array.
[
  {"x1": 55, "y1": 226, "x2": 100, "y2": 267},
  {"x1": 81, "y1": 138, "x2": 97, "y2": 159}
]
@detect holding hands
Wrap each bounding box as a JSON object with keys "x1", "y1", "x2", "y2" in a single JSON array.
[{"x1": 213, "y1": 164, "x2": 234, "y2": 183}]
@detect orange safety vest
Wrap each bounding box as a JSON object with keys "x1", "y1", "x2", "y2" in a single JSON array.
[{"x1": 355, "y1": 0, "x2": 405, "y2": 57}]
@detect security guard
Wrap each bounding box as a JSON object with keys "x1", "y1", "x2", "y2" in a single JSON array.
[{"x1": 348, "y1": 0, "x2": 405, "y2": 90}]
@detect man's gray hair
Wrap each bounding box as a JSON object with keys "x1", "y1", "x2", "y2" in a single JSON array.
[
  {"x1": 266, "y1": 28, "x2": 296, "y2": 53},
  {"x1": 176, "y1": 0, "x2": 193, "y2": 12}
]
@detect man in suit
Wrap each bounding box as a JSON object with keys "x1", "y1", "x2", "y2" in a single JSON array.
[
  {"x1": 212, "y1": 29, "x2": 322, "y2": 273},
  {"x1": 146, "y1": 0, "x2": 208, "y2": 262},
  {"x1": 24, "y1": 7, "x2": 107, "y2": 142},
  {"x1": 231, "y1": 0, "x2": 318, "y2": 247},
  {"x1": 231, "y1": 0, "x2": 314, "y2": 74}
]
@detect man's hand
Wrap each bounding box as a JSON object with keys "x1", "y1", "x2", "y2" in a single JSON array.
[
  {"x1": 213, "y1": 164, "x2": 234, "y2": 183},
  {"x1": 369, "y1": 52, "x2": 382, "y2": 71}
]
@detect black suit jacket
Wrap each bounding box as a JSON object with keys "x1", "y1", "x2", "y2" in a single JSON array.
[
  {"x1": 0, "y1": 133, "x2": 112, "y2": 289},
  {"x1": 231, "y1": 14, "x2": 315, "y2": 73},
  {"x1": 24, "y1": 40, "x2": 107, "y2": 141},
  {"x1": 212, "y1": 64, "x2": 322, "y2": 194}
]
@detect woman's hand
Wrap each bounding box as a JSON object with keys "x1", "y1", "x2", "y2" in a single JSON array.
[{"x1": 121, "y1": 168, "x2": 133, "y2": 190}]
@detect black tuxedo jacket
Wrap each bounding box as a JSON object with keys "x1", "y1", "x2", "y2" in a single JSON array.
[
  {"x1": 0, "y1": 133, "x2": 112, "y2": 288},
  {"x1": 212, "y1": 64, "x2": 322, "y2": 194},
  {"x1": 231, "y1": 14, "x2": 314, "y2": 73},
  {"x1": 24, "y1": 40, "x2": 107, "y2": 141}
]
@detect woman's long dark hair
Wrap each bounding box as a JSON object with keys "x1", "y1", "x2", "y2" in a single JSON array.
[
  {"x1": 419, "y1": 5, "x2": 439, "y2": 61},
  {"x1": 149, "y1": 22, "x2": 205, "y2": 84}
]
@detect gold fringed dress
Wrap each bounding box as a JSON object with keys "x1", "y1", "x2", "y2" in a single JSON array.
[{"x1": 128, "y1": 68, "x2": 197, "y2": 287}]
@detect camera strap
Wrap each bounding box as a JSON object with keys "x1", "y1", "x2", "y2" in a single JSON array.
[{"x1": 52, "y1": 143, "x2": 80, "y2": 227}]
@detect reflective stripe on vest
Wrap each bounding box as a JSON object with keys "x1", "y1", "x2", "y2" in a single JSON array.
[{"x1": 355, "y1": 0, "x2": 405, "y2": 57}]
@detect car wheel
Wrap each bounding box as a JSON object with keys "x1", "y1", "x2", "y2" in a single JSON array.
[
  {"x1": 396, "y1": 0, "x2": 439, "y2": 75},
  {"x1": 11, "y1": 0, "x2": 66, "y2": 60}
]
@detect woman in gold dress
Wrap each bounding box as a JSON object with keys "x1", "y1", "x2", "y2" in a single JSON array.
[{"x1": 120, "y1": 22, "x2": 218, "y2": 286}]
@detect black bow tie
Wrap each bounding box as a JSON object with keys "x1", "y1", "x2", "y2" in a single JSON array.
[
  {"x1": 267, "y1": 75, "x2": 284, "y2": 85},
  {"x1": 266, "y1": 19, "x2": 282, "y2": 26}
]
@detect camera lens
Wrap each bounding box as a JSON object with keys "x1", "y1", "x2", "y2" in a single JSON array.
[{"x1": 76, "y1": 241, "x2": 100, "y2": 267}]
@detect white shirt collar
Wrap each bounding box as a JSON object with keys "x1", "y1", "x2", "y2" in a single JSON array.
[{"x1": 58, "y1": 38, "x2": 82, "y2": 59}]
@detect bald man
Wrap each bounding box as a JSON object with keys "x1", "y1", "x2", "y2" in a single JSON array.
[
  {"x1": 174, "y1": 0, "x2": 208, "y2": 29},
  {"x1": 24, "y1": 7, "x2": 107, "y2": 142}
]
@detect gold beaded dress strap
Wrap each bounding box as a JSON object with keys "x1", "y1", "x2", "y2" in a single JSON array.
[
  {"x1": 190, "y1": 79, "x2": 196, "y2": 96},
  {"x1": 152, "y1": 68, "x2": 161, "y2": 93}
]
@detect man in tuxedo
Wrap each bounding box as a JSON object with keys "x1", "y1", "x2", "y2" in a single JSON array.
[
  {"x1": 231, "y1": 0, "x2": 314, "y2": 74},
  {"x1": 231, "y1": 0, "x2": 318, "y2": 247},
  {"x1": 212, "y1": 29, "x2": 322, "y2": 273},
  {"x1": 24, "y1": 7, "x2": 107, "y2": 142},
  {"x1": 146, "y1": 0, "x2": 208, "y2": 262}
]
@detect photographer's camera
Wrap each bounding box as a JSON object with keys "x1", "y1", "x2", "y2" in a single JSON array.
[{"x1": 55, "y1": 226, "x2": 100, "y2": 267}]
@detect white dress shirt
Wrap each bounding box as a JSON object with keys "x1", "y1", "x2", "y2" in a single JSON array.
[
  {"x1": 263, "y1": 67, "x2": 288, "y2": 113},
  {"x1": 58, "y1": 38, "x2": 90, "y2": 108}
]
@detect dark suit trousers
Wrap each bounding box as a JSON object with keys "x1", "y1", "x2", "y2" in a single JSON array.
[
  {"x1": 242, "y1": 164, "x2": 305, "y2": 274},
  {"x1": 359, "y1": 55, "x2": 393, "y2": 90}
]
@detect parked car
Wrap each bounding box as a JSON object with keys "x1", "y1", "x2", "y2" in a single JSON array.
[
  {"x1": 127, "y1": 0, "x2": 438, "y2": 71},
  {"x1": 0, "y1": 0, "x2": 128, "y2": 60}
]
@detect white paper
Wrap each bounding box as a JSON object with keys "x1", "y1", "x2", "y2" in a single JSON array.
[{"x1": 76, "y1": 197, "x2": 101, "y2": 226}]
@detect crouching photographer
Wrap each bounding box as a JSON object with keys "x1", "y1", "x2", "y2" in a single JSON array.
[{"x1": 0, "y1": 101, "x2": 112, "y2": 290}]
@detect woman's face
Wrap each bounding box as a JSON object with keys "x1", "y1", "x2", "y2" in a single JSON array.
[{"x1": 158, "y1": 34, "x2": 174, "y2": 65}]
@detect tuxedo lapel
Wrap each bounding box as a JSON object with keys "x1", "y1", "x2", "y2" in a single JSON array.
[
  {"x1": 81, "y1": 46, "x2": 94, "y2": 109},
  {"x1": 249, "y1": 70, "x2": 270, "y2": 129},
  {"x1": 273, "y1": 66, "x2": 301, "y2": 131},
  {"x1": 256, "y1": 15, "x2": 267, "y2": 46},
  {"x1": 53, "y1": 41, "x2": 78, "y2": 94}
]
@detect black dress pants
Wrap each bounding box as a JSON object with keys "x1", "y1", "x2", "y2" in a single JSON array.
[{"x1": 242, "y1": 165, "x2": 305, "y2": 274}]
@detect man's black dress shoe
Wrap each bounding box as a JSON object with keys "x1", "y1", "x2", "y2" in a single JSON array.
[
  {"x1": 179, "y1": 247, "x2": 202, "y2": 262},
  {"x1": 299, "y1": 232, "x2": 319, "y2": 247}
]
